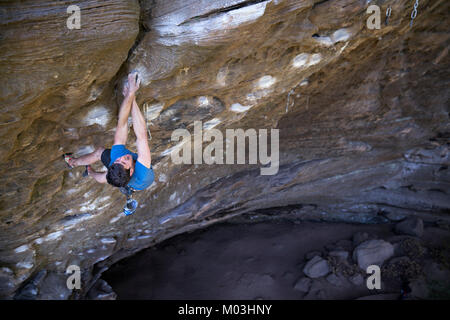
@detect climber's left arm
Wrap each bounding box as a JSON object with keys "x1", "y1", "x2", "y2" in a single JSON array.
[{"x1": 131, "y1": 99, "x2": 151, "y2": 168}]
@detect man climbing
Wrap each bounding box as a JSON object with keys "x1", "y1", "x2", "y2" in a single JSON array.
[{"x1": 64, "y1": 71, "x2": 154, "y2": 191}]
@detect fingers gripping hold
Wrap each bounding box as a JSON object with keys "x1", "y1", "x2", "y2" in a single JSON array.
[
  {"x1": 122, "y1": 71, "x2": 141, "y2": 97},
  {"x1": 122, "y1": 80, "x2": 130, "y2": 97},
  {"x1": 128, "y1": 70, "x2": 141, "y2": 92}
]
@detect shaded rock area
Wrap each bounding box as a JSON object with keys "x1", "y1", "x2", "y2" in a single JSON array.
[
  {"x1": 0, "y1": 0, "x2": 449, "y2": 298},
  {"x1": 101, "y1": 218, "x2": 450, "y2": 300},
  {"x1": 395, "y1": 217, "x2": 424, "y2": 237}
]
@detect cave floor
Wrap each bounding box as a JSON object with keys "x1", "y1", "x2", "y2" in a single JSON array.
[{"x1": 101, "y1": 219, "x2": 450, "y2": 300}]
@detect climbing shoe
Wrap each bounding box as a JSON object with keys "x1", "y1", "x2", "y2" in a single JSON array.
[{"x1": 63, "y1": 153, "x2": 74, "y2": 169}]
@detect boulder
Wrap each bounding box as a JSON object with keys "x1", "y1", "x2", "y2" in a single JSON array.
[
  {"x1": 353, "y1": 240, "x2": 394, "y2": 270},
  {"x1": 303, "y1": 256, "x2": 330, "y2": 278}
]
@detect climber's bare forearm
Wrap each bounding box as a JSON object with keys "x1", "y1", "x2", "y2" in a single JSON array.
[
  {"x1": 90, "y1": 171, "x2": 107, "y2": 184},
  {"x1": 118, "y1": 93, "x2": 134, "y2": 128},
  {"x1": 132, "y1": 99, "x2": 152, "y2": 167},
  {"x1": 114, "y1": 93, "x2": 134, "y2": 145},
  {"x1": 131, "y1": 99, "x2": 147, "y2": 140}
]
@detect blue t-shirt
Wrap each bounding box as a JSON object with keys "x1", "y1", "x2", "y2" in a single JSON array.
[{"x1": 109, "y1": 145, "x2": 154, "y2": 191}]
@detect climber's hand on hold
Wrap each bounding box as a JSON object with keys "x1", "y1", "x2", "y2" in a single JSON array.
[
  {"x1": 122, "y1": 80, "x2": 130, "y2": 97},
  {"x1": 115, "y1": 71, "x2": 140, "y2": 146},
  {"x1": 127, "y1": 71, "x2": 140, "y2": 96}
]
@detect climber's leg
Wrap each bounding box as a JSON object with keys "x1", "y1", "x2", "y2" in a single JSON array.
[{"x1": 67, "y1": 147, "x2": 105, "y2": 167}]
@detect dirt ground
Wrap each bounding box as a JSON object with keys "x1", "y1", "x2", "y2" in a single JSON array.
[{"x1": 102, "y1": 219, "x2": 450, "y2": 300}]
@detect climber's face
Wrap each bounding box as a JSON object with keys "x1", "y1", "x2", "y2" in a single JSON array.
[{"x1": 114, "y1": 154, "x2": 135, "y2": 175}]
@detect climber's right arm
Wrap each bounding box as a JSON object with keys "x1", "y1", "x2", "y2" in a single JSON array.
[
  {"x1": 114, "y1": 72, "x2": 140, "y2": 145},
  {"x1": 113, "y1": 93, "x2": 134, "y2": 145},
  {"x1": 132, "y1": 99, "x2": 151, "y2": 168}
]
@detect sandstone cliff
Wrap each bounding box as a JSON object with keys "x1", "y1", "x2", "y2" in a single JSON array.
[{"x1": 0, "y1": 0, "x2": 448, "y2": 299}]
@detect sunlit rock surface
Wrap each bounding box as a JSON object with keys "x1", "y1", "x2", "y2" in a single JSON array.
[{"x1": 0, "y1": 0, "x2": 449, "y2": 299}]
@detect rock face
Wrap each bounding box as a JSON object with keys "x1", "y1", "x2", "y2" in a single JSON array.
[
  {"x1": 0, "y1": 0, "x2": 449, "y2": 298},
  {"x1": 87, "y1": 279, "x2": 117, "y2": 300}
]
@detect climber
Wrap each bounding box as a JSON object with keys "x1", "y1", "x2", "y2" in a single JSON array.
[{"x1": 64, "y1": 71, "x2": 154, "y2": 192}]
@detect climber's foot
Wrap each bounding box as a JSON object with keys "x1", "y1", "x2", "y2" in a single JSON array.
[{"x1": 63, "y1": 153, "x2": 75, "y2": 169}]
